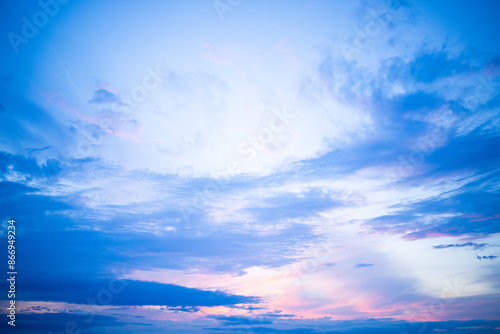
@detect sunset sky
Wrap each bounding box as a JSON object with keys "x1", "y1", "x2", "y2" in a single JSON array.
[{"x1": 1, "y1": 0, "x2": 500, "y2": 333}]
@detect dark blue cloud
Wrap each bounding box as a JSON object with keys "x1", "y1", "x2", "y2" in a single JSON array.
[
  {"x1": 207, "y1": 312, "x2": 296, "y2": 328},
  {"x1": 0, "y1": 92, "x2": 70, "y2": 157},
  {"x1": 89, "y1": 89, "x2": 119, "y2": 104},
  {"x1": 426, "y1": 130, "x2": 500, "y2": 175},
  {"x1": 0, "y1": 151, "x2": 61, "y2": 179},
  {"x1": 409, "y1": 51, "x2": 470, "y2": 83},
  {"x1": 207, "y1": 327, "x2": 316, "y2": 333},
  {"x1": 388, "y1": 131, "x2": 500, "y2": 199},
  {"x1": 15, "y1": 228, "x2": 121, "y2": 279},
  {"x1": 208, "y1": 315, "x2": 273, "y2": 326},
  {"x1": 369, "y1": 170, "x2": 500, "y2": 238},
  {"x1": 476, "y1": 255, "x2": 498, "y2": 261},
  {"x1": 0, "y1": 163, "x2": 122, "y2": 278},
  {"x1": 354, "y1": 263, "x2": 373, "y2": 268},
  {"x1": 15, "y1": 278, "x2": 259, "y2": 307},
  {"x1": 5, "y1": 315, "x2": 500, "y2": 334},
  {"x1": 0, "y1": 313, "x2": 127, "y2": 334},
  {"x1": 404, "y1": 189, "x2": 500, "y2": 239},
  {"x1": 0, "y1": 165, "x2": 320, "y2": 291},
  {"x1": 0, "y1": 152, "x2": 316, "y2": 278},
  {"x1": 394, "y1": 91, "x2": 443, "y2": 112},
  {"x1": 0, "y1": 181, "x2": 71, "y2": 227},
  {"x1": 104, "y1": 221, "x2": 316, "y2": 272},
  {"x1": 205, "y1": 319, "x2": 500, "y2": 333},
  {"x1": 433, "y1": 242, "x2": 487, "y2": 250}
]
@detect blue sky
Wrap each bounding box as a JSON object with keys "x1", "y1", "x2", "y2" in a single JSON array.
[{"x1": 1, "y1": 0, "x2": 500, "y2": 333}]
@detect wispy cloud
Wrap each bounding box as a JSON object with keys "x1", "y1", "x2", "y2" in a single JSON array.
[
  {"x1": 476, "y1": 255, "x2": 498, "y2": 261},
  {"x1": 433, "y1": 242, "x2": 488, "y2": 250}
]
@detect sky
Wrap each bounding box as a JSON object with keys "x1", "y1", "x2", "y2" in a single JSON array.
[{"x1": 0, "y1": 0, "x2": 500, "y2": 333}]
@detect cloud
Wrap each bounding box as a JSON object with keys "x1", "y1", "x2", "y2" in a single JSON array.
[
  {"x1": 204, "y1": 319, "x2": 500, "y2": 333},
  {"x1": 88, "y1": 89, "x2": 119, "y2": 104},
  {"x1": 207, "y1": 315, "x2": 273, "y2": 326},
  {"x1": 433, "y1": 242, "x2": 487, "y2": 250},
  {"x1": 409, "y1": 51, "x2": 471, "y2": 83},
  {"x1": 5, "y1": 312, "x2": 500, "y2": 334},
  {"x1": 242, "y1": 188, "x2": 342, "y2": 222},
  {"x1": 0, "y1": 93, "x2": 71, "y2": 162},
  {"x1": 354, "y1": 263, "x2": 374, "y2": 268},
  {"x1": 369, "y1": 170, "x2": 500, "y2": 239},
  {"x1": 206, "y1": 311, "x2": 296, "y2": 327},
  {"x1": 0, "y1": 313, "x2": 127, "y2": 333},
  {"x1": 17, "y1": 278, "x2": 259, "y2": 307},
  {"x1": 0, "y1": 181, "x2": 71, "y2": 226},
  {"x1": 476, "y1": 255, "x2": 498, "y2": 261}
]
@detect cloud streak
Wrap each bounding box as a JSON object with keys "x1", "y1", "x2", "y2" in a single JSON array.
[{"x1": 434, "y1": 242, "x2": 488, "y2": 250}]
